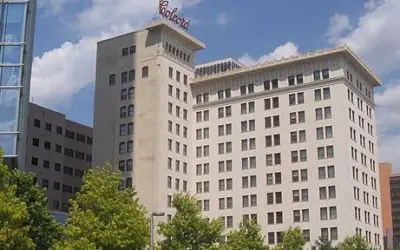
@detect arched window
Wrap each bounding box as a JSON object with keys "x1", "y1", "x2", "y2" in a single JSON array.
[
  {"x1": 180, "y1": 51, "x2": 183, "y2": 58},
  {"x1": 142, "y1": 66, "x2": 149, "y2": 78},
  {"x1": 227, "y1": 61, "x2": 231, "y2": 70},
  {"x1": 169, "y1": 44, "x2": 172, "y2": 52},
  {"x1": 165, "y1": 42, "x2": 169, "y2": 49},
  {"x1": 183, "y1": 53, "x2": 187, "y2": 61},
  {"x1": 187, "y1": 55, "x2": 191, "y2": 62},
  {"x1": 176, "y1": 48, "x2": 180, "y2": 56},
  {"x1": 172, "y1": 46, "x2": 175, "y2": 54}
]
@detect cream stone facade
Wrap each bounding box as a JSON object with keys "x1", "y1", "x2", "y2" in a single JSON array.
[{"x1": 93, "y1": 20, "x2": 382, "y2": 248}]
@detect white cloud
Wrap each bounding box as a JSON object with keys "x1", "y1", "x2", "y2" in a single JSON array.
[
  {"x1": 326, "y1": 14, "x2": 352, "y2": 44},
  {"x1": 38, "y1": 0, "x2": 76, "y2": 15},
  {"x1": 238, "y1": 42, "x2": 299, "y2": 66},
  {"x1": 378, "y1": 134, "x2": 400, "y2": 171},
  {"x1": 375, "y1": 81, "x2": 400, "y2": 133},
  {"x1": 327, "y1": 0, "x2": 400, "y2": 74},
  {"x1": 31, "y1": 0, "x2": 201, "y2": 108},
  {"x1": 216, "y1": 12, "x2": 231, "y2": 26}
]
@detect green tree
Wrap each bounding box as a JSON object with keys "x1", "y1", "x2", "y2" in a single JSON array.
[
  {"x1": 225, "y1": 220, "x2": 269, "y2": 250},
  {"x1": 336, "y1": 235, "x2": 374, "y2": 250},
  {"x1": 159, "y1": 193, "x2": 224, "y2": 250},
  {"x1": 0, "y1": 183, "x2": 35, "y2": 249},
  {"x1": 0, "y1": 150, "x2": 35, "y2": 249},
  {"x1": 274, "y1": 227, "x2": 305, "y2": 250},
  {"x1": 314, "y1": 236, "x2": 337, "y2": 250},
  {"x1": 54, "y1": 164, "x2": 149, "y2": 250},
  {"x1": 0, "y1": 150, "x2": 61, "y2": 249}
]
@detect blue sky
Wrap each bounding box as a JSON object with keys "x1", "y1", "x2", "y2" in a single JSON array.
[{"x1": 32, "y1": 0, "x2": 400, "y2": 169}]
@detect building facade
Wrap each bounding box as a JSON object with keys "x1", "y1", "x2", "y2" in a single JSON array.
[
  {"x1": 26, "y1": 103, "x2": 92, "y2": 212},
  {"x1": 391, "y1": 174, "x2": 400, "y2": 248},
  {"x1": 93, "y1": 20, "x2": 382, "y2": 248},
  {"x1": 0, "y1": 0, "x2": 37, "y2": 168},
  {"x1": 380, "y1": 162, "x2": 394, "y2": 249}
]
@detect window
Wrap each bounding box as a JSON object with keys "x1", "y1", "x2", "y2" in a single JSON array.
[
  {"x1": 122, "y1": 47, "x2": 128, "y2": 56},
  {"x1": 56, "y1": 126, "x2": 63, "y2": 135},
  {"x1": 129, "y1": 69, "x2": 135, "y2": 81},
  {"x1": 129, "y1": 45, "x2": 136, "y2": 54},
  {"x1": 32, "y1": 138, "x2": 39, "y2": 147},
  {"x1": 120, "y1": 106, "x2": 127, "y2": 118},
  {"x1": 45, "y1": 122, "x2": 52, "y2": 132},
  {"x1": 142, "y1": 66, "x2": 149, "y2": 78},
  {"x1": 176, "y1": 71, "x2": 181, "y2": 82},
  {"x1": 314, "y1": 70, "x2": 321, "y2": 81},
  {"x1": 169, "y1": 67, "x2": 173, "y2": 78},
  {"x1": 63, "y1": 166, "x2": 73, "y2": 175},
  {"x1": 34, "y1": 119, "x2": 41, "y2": 128},
  {"x1": 184, "y1": 74, "x2": 188, "y2": 85},
  {"x1": 128, "y1": 105, "x2": 134, "y2": 117},
  {"x1": 297, "y1": 74, "x2": 303, "y2": 84},
  {"x1": 121, "y1": 71, "x2": 128, "y2": 83},
  {"x1": 322, "y1": 68, "x2": 330, "y2": 79},
  {"x1": 119, "y1": 142, "x2": 126, "y2": 154},
  {"x1": 288, "y1": 75, "x2": 295, "y2": 86},
  {"x1": 109, "y1": 74, "x2": 116, "y2": 86}
]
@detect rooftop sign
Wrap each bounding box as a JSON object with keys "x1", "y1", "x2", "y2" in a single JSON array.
[{"x1": 159, "y1": 0, "x2": 191, "y2": 30}]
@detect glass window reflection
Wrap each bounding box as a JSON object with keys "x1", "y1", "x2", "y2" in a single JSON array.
[
  {"x1": 1, "y1": 3, "x2": 26, "y2": 42},
  {"x1": 0, "y1": 134, "x2": 17, "y2": 155},
  {"x1": 0, "y1": 88, "x2": 20, "y2": 132},
  {"x1": 0, "y1": 45, "x2": 22, "y2": 64},
  {"x1": 0, "y1": 66, "x2": 20, "y2": 86}
]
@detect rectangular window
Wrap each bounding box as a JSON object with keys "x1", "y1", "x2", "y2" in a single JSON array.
[
  {"x1": 128, "y1": 69, "x2": 135, "y2": 81},
  {"x1": 109, "y1": 74, "x2": 116, "y2": 86},
  {"x1": 314, "y1": 70, "x2": 321, "y2": 81},
  {"x1": 322, "y1": 68, "x2": 330, "y2": 79}
]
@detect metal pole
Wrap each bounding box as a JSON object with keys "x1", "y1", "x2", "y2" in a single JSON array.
[{"x1": 150, "y1": 214, "x2": 154, "y2": 250}]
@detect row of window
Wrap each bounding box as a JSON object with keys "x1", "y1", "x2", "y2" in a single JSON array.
[
  {"x1": 167, "y1": 176, "x2": 188, "y2": 192},
  {"x1": 346, "y1": 70, "x2": 373, "y2": 100},
  {"x1": 32, "y1": 119, "x2": 92, "y2": 145},
  {"x1": 168, "y1": 84, "x2": 188, "y2": 102},
  {"x1": 109, "y1": 67, "x2": 148, "y2": 86},
  {"x1": 168, "y1": 121, "x2": 188, "y2": 138},
  {"x1": 165, "y1": 42, "x2": 192, "y2": 64},
  {"x1": 168, "y1": 103, "x2": 188, "y2": 120},
  {"x1": 167, "y1": 158, "x2": 188, "y2": 174},
  {"x1": 41, "y1": 179, "x2": 81, "y2": 194},
  {"x1": 169, "y1": 67, "x2": 188, "y2": 85},
  {"x1": 120, "y1": 105, "x2": 134, "y2": 118},
  {"x1": 119, "y1": 141, "x2": 133, "y2": 154},
  {"x1": 196, "y1": 143, "x2": 335, "y2": 162},
  {"x1": 120, "y1": 87, "x2": 135, "y2": 101},
  {"x1": 121, "y1": 45, "x2": 136, "y2": 56},
  {"x1": 31, "y1": 157, "x2": 85, "y2": 177},
  {"x1": 195, "y1": 69, "x2": 331, "y2": 104},
  {"x1": 354, "y1": 207, "x2": 380, "y2": 227},
  {"x1": 167, "y1": 139, "x2": 188, "y2": 156},
  {"x1": 31, "y1": 138, "x2": 91, "y2": 162}
]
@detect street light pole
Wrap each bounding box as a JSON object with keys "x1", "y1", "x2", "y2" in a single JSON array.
[{"x1": 150, "y1": 212, "x2": 165, "y2": 250}]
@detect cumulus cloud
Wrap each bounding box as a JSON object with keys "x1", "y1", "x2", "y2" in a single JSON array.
[
  {"x1": 325, "y1": 0, "x2": 400, "y2": 168},
  {"x1": 326, "y1": 14, "x2": 352, "y2": 44},
  {"x1": 31, "y1": 0, "x2": 201, "y2": 107},
  {"x1": 38, "y1": 0, "x2": 77, "y2": 15},
  {"x1": 216, "y1": 12, "x2": 231, "y2": 26},
  {"x1": 327, "y1": 0, "x2": 400, "y2": 74},
  {"x1": 238, "y1": 42, "x2": 299, "y2": 66}
]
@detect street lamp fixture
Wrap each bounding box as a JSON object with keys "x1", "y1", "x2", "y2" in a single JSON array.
[{"x1": 150, "y1": 212, "x2": 165, "y2": 250}]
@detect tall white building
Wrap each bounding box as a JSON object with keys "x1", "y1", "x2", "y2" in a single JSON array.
[{"x1": 93, "y1": 20, "x2": 382, "y2": 248}]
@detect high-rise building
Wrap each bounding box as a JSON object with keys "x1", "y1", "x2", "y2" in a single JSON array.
[
  {"x1": 93, "y1": 20, "x2": 382, "y2": 248},
  {"x1": 0, "y1": 0, "x2": 37, "y2": 168},
  {"x1": 380, "y1": 162, "x2": 394, "y2": 249},
  {"x1": 26, "y1": 103, "x2": 92, "y2": 212},
  {"x1": 390, "y1": 174, "x2": 400, "y2": 248}
]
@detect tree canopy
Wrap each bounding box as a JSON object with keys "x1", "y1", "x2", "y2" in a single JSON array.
[
  {"x1": 336, "y1": 235, "x2": 374, "y2": 250},
  {"x1": 0, "y1": 150, "x2": 61, "y2": 250},
  {"x1": 274, "y1": 227, "x2": 305, "y2": 250},
  {"x1": 159, "y1": 193, "x2": 224, "y2": 250},
  {"x1": 54, "y1": 164, "x2": 149, "y2": 250},
  {"x1": 225, "y1": 220, "x2": 269, "y2": 250}
]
